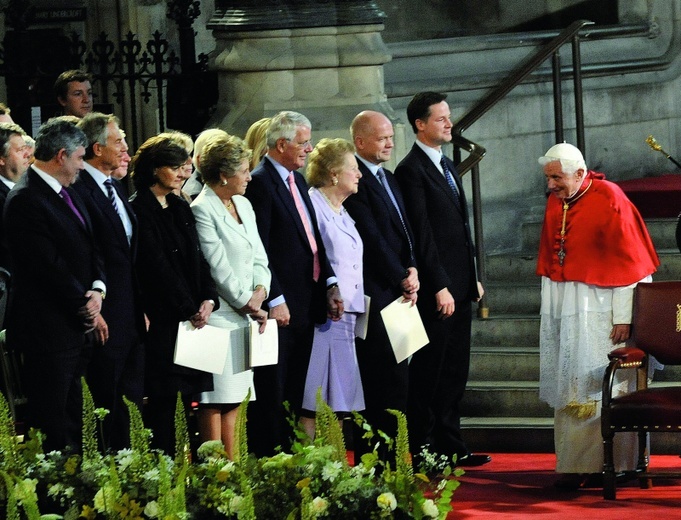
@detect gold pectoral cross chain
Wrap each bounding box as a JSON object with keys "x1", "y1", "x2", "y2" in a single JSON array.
[{"x1": 558, "y1": 180, "x2": 592, "y2": 266}]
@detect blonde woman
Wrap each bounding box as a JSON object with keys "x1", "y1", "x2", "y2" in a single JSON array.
[
  {"x1": 191, "y1": 133, "x2": 270, "y2": 458},
  {"x1": 300, "y1": 138, "x2": 365, "y2": 438}
]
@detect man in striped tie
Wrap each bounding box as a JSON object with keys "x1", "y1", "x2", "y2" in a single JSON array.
[
  {"x1": 73, "y1": 112, "x2": 145, "y2": 449},
  {"x1": 395, "y1": 91, "x2": 489, "y2": 468}
]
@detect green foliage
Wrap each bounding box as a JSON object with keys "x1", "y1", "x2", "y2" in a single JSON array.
[
  {"x1": 123, "y1": 396, "x2": 150, "y2": 455},
  {"x1": 81, "y1": 378, "x2": 99, "y2": 467},
  {"x1": 0, "y1": 391, "x2": 23, "y2": 475},
  {"x1": 1, "y1": 392, "x2": 460, "y2": 519},
  {"x1": 314, "y1": 389, "x2": 348, "y2": 470},
  {"x1": 233, "y1": 389, "x2": 251, "y2": 466},
  {"x1": 173, "y1": 393, "x2": 190, "y2": 467}
]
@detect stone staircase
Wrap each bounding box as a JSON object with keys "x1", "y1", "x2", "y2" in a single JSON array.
[{"x1": 461, "y1": 217, "x2": 681, "y2": 454}]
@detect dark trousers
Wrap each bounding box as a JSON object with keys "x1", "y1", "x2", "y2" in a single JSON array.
[
  {"x1": 23, "y1": 340, "x2": 94, "y2": 452},
  {"x1": 353, "y1": 316, "x2": 409, "y2": 465},
  {"x1": 144, "y1": 392, "x2": 194, "y2": 455},
  {"x1": 407, "y1": 301, "x2": 472, "y2": 459},
  {"x1": 87, "y1": 334, "x2": 144, "y2": 451},
  {"x1": 248, "y1": 323, "x2": 314, "y2": 457}
]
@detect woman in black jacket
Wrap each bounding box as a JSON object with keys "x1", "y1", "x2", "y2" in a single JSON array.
[{"x1": 129, "y1": 135, "x2": 219, "y2": 454}]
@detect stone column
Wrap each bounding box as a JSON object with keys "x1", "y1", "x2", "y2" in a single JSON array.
[{"x1": 207, "y1": 0, "x2": 395, "y2": 140}]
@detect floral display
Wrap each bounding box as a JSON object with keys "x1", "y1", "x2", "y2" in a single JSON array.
[{"x1": 0, "y1": 383, "x2": 461, "y2": 519}]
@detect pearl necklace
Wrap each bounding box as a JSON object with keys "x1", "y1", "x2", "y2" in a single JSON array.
[{"x1": 319, "y1": 188, "x2": 343, "y2": 214}]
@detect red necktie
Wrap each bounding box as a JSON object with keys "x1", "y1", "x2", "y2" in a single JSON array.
[{"x1": 287, "y1": 173, "x2": 320, "y2": 281}]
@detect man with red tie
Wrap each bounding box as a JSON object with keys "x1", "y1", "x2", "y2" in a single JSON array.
[{"x1": 245, "y1": 111, "x2": 342, "y2": 456}]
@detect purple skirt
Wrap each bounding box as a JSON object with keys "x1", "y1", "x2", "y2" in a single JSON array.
[{"x1": 302, "y1": 312, "x2": 365, "y2": 412}]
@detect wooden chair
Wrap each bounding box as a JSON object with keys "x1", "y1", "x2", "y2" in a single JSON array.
[
  {"x1": 0, "y1": 329, "x2": 27, "y2": 426},
  {"x1": 601, "y1": 281, "x2": 681, "y2": 499}
]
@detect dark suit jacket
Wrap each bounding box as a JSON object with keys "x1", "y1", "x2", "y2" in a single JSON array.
[
  {"x1": 394, "y1": 143, "x2": 479, "y2": 303},
  {"x1": 3, "y1": 167, "x2": 105, "y2": 352},
  {"x1": 245, "y1": 156, "x2": 333, "y2": 327},
  {"x1": 73, "y1": 169, "x2": 146, "y2": 345},
  {"x1": 0, "y1": 180, "x2": 11, "y2": 275},
  {"x1": 344, "y1": 159, "x2": 417, "y2": 312},
  {"x1": 130, "y1": 188, "x2": 218, "y2": 396}
]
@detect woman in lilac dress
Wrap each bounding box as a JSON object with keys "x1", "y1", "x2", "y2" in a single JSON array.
[{"x1": 300, "y1": 138, "x2": 365, "y2": 438}]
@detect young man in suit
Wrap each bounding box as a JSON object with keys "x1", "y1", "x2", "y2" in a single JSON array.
[
  {"x1": 345, "y1": 110, "x2": 419, "y2": 461},
  {"x1": 245, "y1": 110, "x2": 343, "y2": 456},
  {"x1": 4, "y1": 118, "x2": 105, "y2": 451},
  {"x1": 395, "y1": 91, "x2": 490, "y2": 468},
  {"x1": 54, "y1": 70, "x2": 94, "y2": 119},
  {"x1": 74, "y1": 112, "x2": 145, "y2": 449}
]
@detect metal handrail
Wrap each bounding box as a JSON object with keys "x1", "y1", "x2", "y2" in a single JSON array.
[{"x1": 453, "y1": 20, "x2": 595, "y2": 318}]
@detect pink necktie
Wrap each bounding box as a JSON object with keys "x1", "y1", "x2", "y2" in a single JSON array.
[{"x1": 287, "y1": 173, "x2": 320, "y2": 281}]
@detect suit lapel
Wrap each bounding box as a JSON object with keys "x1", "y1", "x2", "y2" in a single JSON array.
[
  {"x1": 205, "y1": 187, "x2": 249, "y2": 242},
  {"x1": 414, "y1": 145, "x2": 463, "y2": 214},
  {"x1": 358, "y1": 161, "x2": 411, "y2": 241},
  {"x1": 80, "y1": 169, "x2": 130, "y2": 246},
  {"x1": 28, "y1": 169, "x2": 88, "y2": 234},
  {"x1": 267, "y1": 162, "x2": 313, "y2": 249}
]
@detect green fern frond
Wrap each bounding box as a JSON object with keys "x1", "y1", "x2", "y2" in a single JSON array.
[
  {"x1": 81, "y1": 378, "x2": 98, "y2": 466},
  {"x1": 233, "y1": 388, "x2": 251, "y2": 465},
  {"x1": 0, "y1": 392, "x2": 23, "y2": 474},
  {"x1": 299, "y1": 484, "x2": 313, "y2": 520},
  {"x1": 314, "y1": 389, "x2": 348, "y2": 468},
  {"x1": 386, "y1": 409, "x2": 413, "y2": 479},
  {"x1": 173, "y1": 393, "x2": 190, "y2": 467},
  {"x1": 123, "y1": 396, "x2": 150, "y2": 454},
  {"x1": 0, "y1": 470, "x2": 19, "y2": 520}
]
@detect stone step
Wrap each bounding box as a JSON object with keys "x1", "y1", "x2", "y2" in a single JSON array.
[
  {"x1": 472, "y1": 315, "x2": 539, "y2": 349},
  {"x1": 461, "y1": 416, "x2": 681, "y2": 455},
  {"x1": 483, "y1": 283, "x2": 540, "y2": 314},
  {"x1": 469, "y1": 346, "x2": 681, "y2": 382},
  {"x1": 485, "y1": 250, "x2": 681, "y2": 283},
  {"x1": 469, "y1": 346, "x2": 539, "y2": 381},
  {"x1": 461, "y1": 381, "x2": 552, "y2": 418},
  {"x1": 461, "y1": 416, "x2": 554, "y2": 453}
]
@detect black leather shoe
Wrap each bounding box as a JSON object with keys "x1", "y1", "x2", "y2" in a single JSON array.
[{"x1": 457, "y1": 454, "x2": 491, "y2": 467}]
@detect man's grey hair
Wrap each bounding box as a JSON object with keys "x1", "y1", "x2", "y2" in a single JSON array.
[
  {"x1": 33, "y1": 119, "x2": 87, "y2": 161},
  {"x1": 77, "y1": 112, "x2": 119, "y2": 160},
  {"x1": 266, "y1": 111, "x2": 311, "y2": 149},
  {"x1": 0, "y1": 122, "x2": 26, "y2": 157}
]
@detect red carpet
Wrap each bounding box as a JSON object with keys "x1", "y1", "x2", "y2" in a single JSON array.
[
  {"x1": 449, "y1": 453, "x2": 681, "y2": 518},
  {"x1": 616, "y1": 174, "x2": 681, "y2": 218}
]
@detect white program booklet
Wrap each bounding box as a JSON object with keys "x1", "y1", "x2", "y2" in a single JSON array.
[
  {"x1": 379, "y1": 297, "x2": 429, "y2": 363},
  {"x1": 173, "y1": 321, "x2": 229, "y2": 375},
  {"x1": 355, "y1": 295, "x2": 371, "y2": 340},
  {"x1": 248, "y1": 318, "x2": 279, "y2": 368}
]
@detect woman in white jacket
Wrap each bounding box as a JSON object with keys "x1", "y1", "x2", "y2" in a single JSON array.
[{"x1": 191, "y1": 133, "x2": 270, "y2": 459}]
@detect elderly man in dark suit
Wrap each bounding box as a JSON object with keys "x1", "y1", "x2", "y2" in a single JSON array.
[
  {"x1": 73, "y1": 112, "x2": 145, "y2": 449},
  {"x1": 245, "y1": 110, "x2": 343, "y2": 456},
  {"x1": 395, "y1": 91, "x2": 489, "y2": 468},
  {"x1": 4, "y1": 119, "x2": 105, "y2": 451},
  {"x1": 344, "y1": 110, "x2": 420, "y2": 461},
  {"x1": 0, "y1": 122, "x2": 31, "y2": 314}
]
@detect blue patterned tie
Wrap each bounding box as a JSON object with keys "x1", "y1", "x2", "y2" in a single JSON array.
[
  {"x1": 104, "y1": 178, "x2": 120, "y2": 214},
  {"x1": 377, "y1": 168, "x2": 413, "y2": 258},
  {"x1": 440, "y1": 156, "x2": 462, "y2": 211}
]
